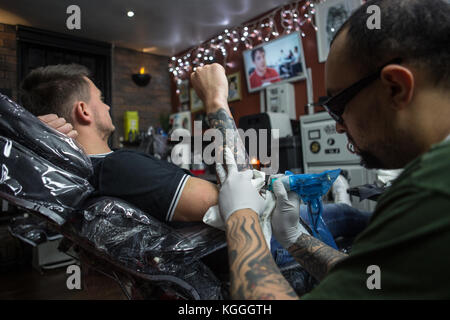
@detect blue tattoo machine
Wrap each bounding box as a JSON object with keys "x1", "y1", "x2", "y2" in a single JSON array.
[{"x1": 269, "y1": 169, "x2": 341, "y2": 249}]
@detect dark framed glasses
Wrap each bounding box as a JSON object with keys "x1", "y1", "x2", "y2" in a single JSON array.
[{"x1": 318, "y1": 58, "x2": 403, "y2": 124}]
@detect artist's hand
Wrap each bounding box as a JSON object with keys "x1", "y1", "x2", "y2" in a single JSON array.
[
  {"x1": 190, "y1": 63, "x2": 229, "y2": 113},
  {"x1": 216, "y1": 148, "x2": 266, "y2": 222},
  {"x1": 271, "y1": 176, "x2": 309, "y2": 249},
  {"x1": 38, "y1": 114, "x2": 78, "y2": 139}
]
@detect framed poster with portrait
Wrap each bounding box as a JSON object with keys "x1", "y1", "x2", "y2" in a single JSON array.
[
  {"x1": 315, "y1": 0, "x2": 363, "y2": 63},
  {"x1": 227, "y1": 72, "x2": 242, "y2": 102},
  {"x1": 243, "y1": 32, "x2": 307, "y2": 93},
  {"x1": 190, "y1": 88, "x2": 204, "y2": 112},
  {"x1": 178, "y1": 79, "x2": 189, "y2": 104}
]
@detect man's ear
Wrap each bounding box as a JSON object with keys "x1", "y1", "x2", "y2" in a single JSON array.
[
  {"x1": 73, "y1": 101, "x2": 92, "y2": 124},
  {"x1": 380, "y1": 65, "x2": 415, "y2": 110}
]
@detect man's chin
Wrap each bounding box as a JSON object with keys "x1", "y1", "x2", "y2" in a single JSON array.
[
  {"x1": 103, "y1": 127, "x2": 115, "y2": 140},
  {"x1": 358, "y1": 151, "x2": 388, "y2": 169},
  {"x1": 347, "y1": 140, "x2": 385, "y2": 169}
]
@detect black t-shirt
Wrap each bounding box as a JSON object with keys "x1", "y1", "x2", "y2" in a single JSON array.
[{"x1": 89, "y1": 149, "x2": 191, "y2": 222}]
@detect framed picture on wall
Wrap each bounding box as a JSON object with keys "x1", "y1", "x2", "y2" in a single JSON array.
[
  {"x1": 315, "y1": 0, "x2": 363, "y2": 63},
  {"x1": 227, "y1": 72, "x2": 242, "y2": 102},
  {"x1": 190, "y1": 88, "x2": 204, "y2": 112},
  {"x1": 178, "y1": 79, "x2": 189, "y2": 103}
]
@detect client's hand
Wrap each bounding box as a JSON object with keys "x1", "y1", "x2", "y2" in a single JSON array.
[
  {"x1": 38, "y1": 114, "x2": 78, "y2": 139},
  {"x1": 190, "y1": 63, "x2": 229, "y2": 113},
  {"x1": 216, "y1": 148, "x2": 266, "y2": 222},
  {"x1": 271, "y1": 177, "x2": 309, "y2": 249}
]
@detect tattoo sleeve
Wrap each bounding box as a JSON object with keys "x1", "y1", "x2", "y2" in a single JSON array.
[
  {"x1": 226, "y1": 210, "x2": 299, "y2": 300},
  {"x1": 207, "y1": 108, "x2": 252, "y2": 171},
  {"x1": 288, "y1": 233, "x2": 348, "y2": 281}
]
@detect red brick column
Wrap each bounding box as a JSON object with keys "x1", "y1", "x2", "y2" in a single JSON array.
[{"x1": 0, "y1": 23, "x2": 17, "y2": 101}]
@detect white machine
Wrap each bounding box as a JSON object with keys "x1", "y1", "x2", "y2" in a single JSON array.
[
  {"x1": 169, "y1": 111, "x2": 192, "y2": 134},
  {"x1": 263, "y1": 83, "x2": 296, "y2": 120},
  {"x1": 265, "y1": 112, "x2": 293, "y2": 138},
  {"x1": 300, "y1": 112, "x2": 377, "y2": 212}
]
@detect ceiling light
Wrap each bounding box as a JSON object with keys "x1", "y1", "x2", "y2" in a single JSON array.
[{"x1": 127, "y1": 11, "x2": 135, "y2": 17}]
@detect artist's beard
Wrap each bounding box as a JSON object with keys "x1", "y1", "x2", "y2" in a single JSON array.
[
  {"x1": 349, "y1": 136, "x2": 419, "y2": 170},
  {"x1": 347, "y1": 139, "x2": 386, "y2": 169},
  {"x1": 358, "y1": 149, "x2": 388, "y2": 169}
]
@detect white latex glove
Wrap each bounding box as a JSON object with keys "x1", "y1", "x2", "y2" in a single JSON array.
[
  {"x1": 271, "y1": 177, "x2": 310, "y2": 249},
  {"x1": 216, "y1": 148, "x2": 266, "y2": 222}
]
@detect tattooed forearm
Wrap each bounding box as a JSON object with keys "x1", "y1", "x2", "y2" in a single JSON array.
[
  {"x1": 207, "y1": 108, "x2": 252, "y2": 171},
  {"x1": 226, "y1": 209, "x2": 299, "y2": 300},
  {"x1": 288, "y1": 233, "x2": 348, "y2": 281}
]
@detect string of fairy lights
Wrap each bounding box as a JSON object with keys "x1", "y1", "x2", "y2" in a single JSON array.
[{"x1": 168, "y1": 0, "x2": 326, "y2": 90}]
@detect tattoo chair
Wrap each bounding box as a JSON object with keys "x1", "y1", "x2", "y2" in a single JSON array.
[{"x1": 0, "y1": 93, "x2": 312, "y2": 299}]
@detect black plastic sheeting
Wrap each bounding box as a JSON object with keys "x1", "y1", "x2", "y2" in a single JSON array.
[
  {"x1": 0, "y1": 93, "x2": 226, "y2": 299},
  {"x1": 0, "y1": 136, "x2": 94, "y2": 225},
  {"x1": 0, "y1": 94, "x2": 93, "y2": 179},
  {"x1": 73, "y1": 198, "x2": 227, "y2": 299}
]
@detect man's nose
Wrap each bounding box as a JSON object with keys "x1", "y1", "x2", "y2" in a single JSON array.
[{"x1": 336, "y1": 121, "x2": 347, "y2": 134}]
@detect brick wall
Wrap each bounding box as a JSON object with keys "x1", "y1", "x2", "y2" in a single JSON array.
[
  {"x1": 111, "y1": 47, "x2": 172, "y2": 148},
  {"x1": 0, "y1": 23, "x2": 17, "y2": 101}
]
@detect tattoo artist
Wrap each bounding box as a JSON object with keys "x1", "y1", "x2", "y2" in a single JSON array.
[
  {"x1": 191, "y1": 0, "x2": 450, "y2": 299},
  {"x1": 191, "y1": 62, "x2": 346, "y2": 300}
]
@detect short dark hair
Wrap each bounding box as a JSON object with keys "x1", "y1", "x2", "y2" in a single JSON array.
[
  {"x1": 20, "y1": 64, "x2": 91, "y2": 122},
  {"x1": 251, "y1": 47, "x2": 265, "y2": 62},
  {"x1": 333, "y1": 0, "x2": 450, "y2": 88}
]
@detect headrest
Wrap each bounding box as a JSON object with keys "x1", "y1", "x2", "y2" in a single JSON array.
[
  {"x1": 0, "y1": 93, "x2": 95, "y2": 224},
  {"x1": 0, "y1": 93, "x2": 93, "y2": 179},
  {"x1": 0, "y1": 136, "x2": 94, "y2": 225}
]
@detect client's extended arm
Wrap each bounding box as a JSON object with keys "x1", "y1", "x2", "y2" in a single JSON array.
[
  {"x1": 176, "y1": 63, "x2": 254, "y2": 221},
  {"x1": 172, "y1": 176, "x2": 218, "y2": 221},
  {"x1": 191, "y1": 63, "x2": 252, "y2": 171}
]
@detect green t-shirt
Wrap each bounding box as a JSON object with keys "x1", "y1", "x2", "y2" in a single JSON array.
[{"x1": 302, "y1": 136, "x2": 450, "y2": 299}]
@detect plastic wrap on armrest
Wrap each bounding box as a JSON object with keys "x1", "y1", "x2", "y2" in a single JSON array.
[
  {"x1": 0, "y1": 136, "x2": 94, "y2": 225},
  {"x1": 0, "y1": 93, "x2": 93, "y2": 178},
  {"x1": 61, "y1": 197, "x2": 227, "y2": 299},
  {"x1": 77, "y1": 197, "x2": 227, "y2": 270}
]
